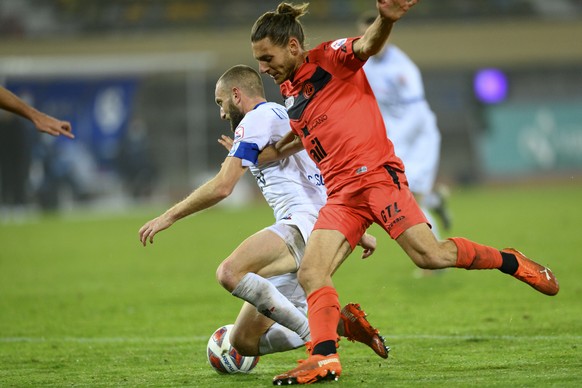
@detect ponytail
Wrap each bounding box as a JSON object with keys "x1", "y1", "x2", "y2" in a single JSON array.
[{"x1": 251, "y1": 2, "x2": 309, "y2": 48}]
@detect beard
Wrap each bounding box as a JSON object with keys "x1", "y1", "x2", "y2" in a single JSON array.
[{"x1": 228, "y1": 100, "x2": 245, "y2": 132}]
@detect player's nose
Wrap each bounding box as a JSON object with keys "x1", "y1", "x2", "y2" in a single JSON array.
[{"x1": 258, "y1": 62, "x2": 269, "y2": 74}]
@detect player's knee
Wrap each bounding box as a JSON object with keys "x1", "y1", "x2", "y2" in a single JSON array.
[
  {"x1": 296, "y1": 266, "x2": 311, "y2": 288},
  {"x1": 297, "y1": 265, "x2": 326, "y2": 293},
  {"x1": 415, "y1": 257, "x2": 434, "y2": 269},
  {"x1": 216, "y1": 260, "x2": 238, "y2": 292},
  {"x1": 414, "y1": 250, "x2": 448, "y2": 269}
]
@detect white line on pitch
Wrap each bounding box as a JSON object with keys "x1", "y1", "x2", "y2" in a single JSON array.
[{"x1": 1, "y1": 334, "x2": 580, "y2": 344}]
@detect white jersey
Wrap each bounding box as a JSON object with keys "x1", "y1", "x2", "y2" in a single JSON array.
[
  {"x1": 364, "y1": 45, "x2": 441, "y2": 195},
  {"x1": 228, "y1": 102, "x2": 326, "y2": 241}
]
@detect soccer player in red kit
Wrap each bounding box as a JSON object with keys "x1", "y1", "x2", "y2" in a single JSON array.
[{"x1": 251, "y1": 1, "x2": 559, "y2": 385}]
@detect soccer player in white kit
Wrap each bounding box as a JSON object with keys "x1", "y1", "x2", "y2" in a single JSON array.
[
  {"x1": 139, "y1": 65, "x2": 388, "y2": 358},
  {"x1": 359, "y1": 14, "x2": 452, "y2": 237}
]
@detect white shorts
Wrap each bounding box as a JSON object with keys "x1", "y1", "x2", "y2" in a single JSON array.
[
  {"x1": 264, "y1": 218, "x2": 315, "y2": 313},
  {"x1": 266, "y1": 213, "x2": 316, "y2": 269}
]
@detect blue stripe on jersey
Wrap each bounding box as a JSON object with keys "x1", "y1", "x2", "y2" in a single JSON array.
[
  {"x1": 231, "y1": 141, "x2": 260, "y2": 165},
  {"x1": 271, "y1": 107, "x2": 286, "y2": 119}
]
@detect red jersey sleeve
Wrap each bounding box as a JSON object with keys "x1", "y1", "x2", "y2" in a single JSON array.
[{"x1": 310, "y1": 37, "x2": 365, "y2": 79}]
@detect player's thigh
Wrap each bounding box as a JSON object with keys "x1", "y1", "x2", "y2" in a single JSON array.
[
  {"x1": 367, "y1": 173, "x2": 428, "y2": 240},
  {"x1": 298, "y1": 229, "x2": 352, "y2": 292},
  {"x1": 223, "y1": 228, "x2": 299, "y2": 278},
  {"x1": 230, "y1": 302, "x2": 275, "y2": 355}
]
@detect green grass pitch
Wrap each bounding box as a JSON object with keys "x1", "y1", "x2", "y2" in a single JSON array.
[{"x1": 1, "y1": 183, "x2": 581, "y2": 386}]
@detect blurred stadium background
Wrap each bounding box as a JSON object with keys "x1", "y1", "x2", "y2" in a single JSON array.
[{"x1": 1, "y1": 0, "x2": 581, "y2": 218}]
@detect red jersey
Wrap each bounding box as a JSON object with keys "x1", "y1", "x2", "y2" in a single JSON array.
[{"x1": 281, "y1": 37, "x2": 404, "y2": 195}]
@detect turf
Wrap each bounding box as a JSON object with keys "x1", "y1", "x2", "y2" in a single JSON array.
[{"x1": 1, "y1": 183, "x2": 581, "y2": 387}]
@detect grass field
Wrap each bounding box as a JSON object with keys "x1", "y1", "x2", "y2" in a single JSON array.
[{"x1": 1, "y1": 183, "x2": 581, "y2": 387}]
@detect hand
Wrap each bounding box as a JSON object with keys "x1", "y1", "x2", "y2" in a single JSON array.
[
  {"x1": 358, "y1": 233, "x2": 377, "y2": 259},
  {"x1": 139, "y1": 214, "x2": 174, "y2": 246},
  {"x1": 218, "y1": 135, "x2": 234, "y2": 151},
  {"x1": 33, "y1": 112, "x2": 74, "y2": 139},
  {"x1": 377, "y1": 0, "x2": 418, "y2": 23}
]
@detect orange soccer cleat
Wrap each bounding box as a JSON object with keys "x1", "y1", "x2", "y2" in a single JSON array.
[
  {"x1": 273, "y1": 353, "x2": 341, "y2": 385},
  {"x1": 503, "y1": 248, "x2": 559, "y2": 296},
  {"x1": 340, "y1": 302, "x2": 390, "y2": 359}
]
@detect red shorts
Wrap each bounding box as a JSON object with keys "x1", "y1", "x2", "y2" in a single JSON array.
[{"x1": 314, "y1": 166, "x2": 429, "y2": 249}]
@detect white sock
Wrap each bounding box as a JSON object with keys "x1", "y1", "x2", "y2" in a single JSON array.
[
  {"x1": 232, "y1": 273, "x2": 310, "y2": 341},
  {"x1": 258, "y1": 323, "x2": 305, "y2": 355}
]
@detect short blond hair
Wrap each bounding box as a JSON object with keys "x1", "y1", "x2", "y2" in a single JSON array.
[{"x1": 217, "y1": 65, "x2": 265, "y2": 98}]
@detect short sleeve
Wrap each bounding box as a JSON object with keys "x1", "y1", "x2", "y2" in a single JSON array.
[
  {"x1": 228, "y1": 141, "x2": 260, "y2": 167},
  {"x1": 315, "y1": 37, "x2": 365, "y2": 77}
]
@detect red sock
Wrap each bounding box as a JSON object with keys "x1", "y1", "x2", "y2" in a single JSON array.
[
  {"x1": 449, "y1": 237, "x2": 502, "y2": 270},
  {"x1": 307, "y1": 286, "x2": 340, "y2": 350}
]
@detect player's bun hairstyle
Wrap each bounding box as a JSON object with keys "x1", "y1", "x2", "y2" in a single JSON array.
[{"x1": 251, "y1": 2, "x2": 308, "y2": 49}]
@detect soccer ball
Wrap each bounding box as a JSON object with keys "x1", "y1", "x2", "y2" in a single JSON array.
[{"x1": 206, "y1": 324, "x2": 260, "y2": 374}]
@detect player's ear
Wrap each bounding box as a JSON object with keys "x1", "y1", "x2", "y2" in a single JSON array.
[
  {"x1": 231, "y1": 87, "x2": 241, "y2": 104},
  {"x1": 288, "y1": 38, "x2": 300, "y2": 56}
]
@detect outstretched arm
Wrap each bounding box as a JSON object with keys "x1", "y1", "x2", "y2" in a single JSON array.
[
  {"x1": 353, "y1": 0, "x2": 418, "y2": 61},
  {"x1": 139, "y1": 156, "x2": 246, "y2": 246},
  {"x1": 258, "y1": 130, "x2": 304, "y2": 164},
  {"x1": 0, "y1": 86, "x2": 74, "y2": 139}
]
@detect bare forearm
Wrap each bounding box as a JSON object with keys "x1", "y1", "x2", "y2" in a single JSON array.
[
  {"x1": 0, "y1": 86, "x2": 74, "y2": 138},
  {"x1": 354, "y1": 0, "x2": 418, "y2": 61},
  {"x1": 164, "y1": 179, "x2": 230, "y2": 222},
  {"x1": 355, "y1": 17, "x2": 394, "y2": 60},
  {"x1": 139, "y1": 158, "x2": 243, "y2": 246},
  {"x1": 0, "y1": 87, "x2": 37, "y2": 120},
  {"x1": 258, "y1": 133, "x2": 303, "y2": 164}
]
